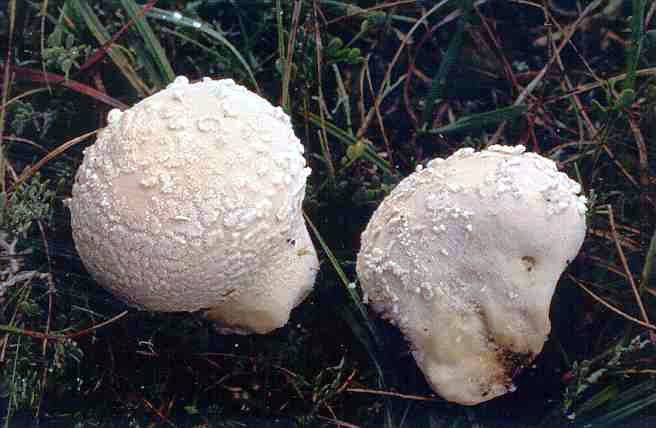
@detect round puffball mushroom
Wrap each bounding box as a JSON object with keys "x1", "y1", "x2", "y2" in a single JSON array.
[
  {"x1": 69, "y1": 76, "x2": 319, "y2": 335},
  {"x1": 356, "y1": 145, "x2": 587, "y2": 405}
]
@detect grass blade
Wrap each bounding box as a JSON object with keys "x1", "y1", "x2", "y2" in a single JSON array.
[
  {"x1": 623, "y1": 0, "x2": 646, "y2": 92},
  {"x1": 146, "y1": 7, "x2": 260, "y2": 93},
  {"x1": 578, "y1": 380, "x2": 656, "y2": 427},
  {"x1": 421, "y1": 0, "x2": 473, "y2": 128},
  {"x1": 425, "y1": 104, "x2": 527, "y2": 135},
  {"x1": 0, "y1": 0, "x2": 17, "y2": 194},
  {"x1": 120, "y1": 0, "x2": 175, "y2": 86},
  {"x1": 67, "y1": 0, "x2": 150, "y2": 96},
  {"x1": 303, "y1": 211, "x2": 386, "y2": 386},
  {"x1": 160, "y1": 27, "x2": 231, "y2": 67},
  {"x1": 6, "y1": 64, "x2": 128, "y2": 109}
]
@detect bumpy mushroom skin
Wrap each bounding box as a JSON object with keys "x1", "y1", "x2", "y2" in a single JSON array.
[
  {"x1": 356, "y1": 145, "x2": 587, "y2": 405},
  {"x1": 69, "y1": 76, "x2": 319, "y2": 334}
]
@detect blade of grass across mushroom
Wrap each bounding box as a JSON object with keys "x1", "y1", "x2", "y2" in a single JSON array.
[
  {"x1": 303, "y1": 211, "x2": 386, "y2": 385},
  {"x1": 66, "y1": 0, "x2": 150, "y2": 97},
  {"x1": 423, "y1": 105, "x2": 528, "y2": 136},
  {"x1": 146, "y1": 7, "x2": 261, "y2": 94},
  {"x1": 120, "y1": 0, "x2": 175, "y2": 87}
]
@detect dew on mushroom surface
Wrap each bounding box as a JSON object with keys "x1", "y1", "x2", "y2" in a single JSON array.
[
  {"x1": 107, "y1": 109, "x2": 123, "y2": 124},
  {"x1": 197, "y1": 117, "x2": 221, "y2": 133}
]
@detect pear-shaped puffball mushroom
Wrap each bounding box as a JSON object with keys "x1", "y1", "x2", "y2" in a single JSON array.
[
  {"x1": 69, "y1": 76, "x2": 319, "y2": 335},
  {"x1": 356, "y1": 145, "x2": 587, "y2": 405}
]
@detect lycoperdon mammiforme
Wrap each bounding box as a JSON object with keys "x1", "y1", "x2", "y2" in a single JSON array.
[
  {"x1": 357, "y1": 145, "x2": 587, "y2": 405},
  {"x1": 69, "y1": 76, "x2": 318, "y2": 334}
]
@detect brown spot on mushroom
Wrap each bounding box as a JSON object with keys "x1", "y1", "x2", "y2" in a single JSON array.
[
  {"x1": 496, "y1": 347, "x2": 535, "y2": 381},
  {"x1": 521, "y1": 256, "x2": 536, "y2": 272}
]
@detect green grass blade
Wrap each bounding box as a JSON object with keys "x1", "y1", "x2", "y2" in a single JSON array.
[
  {"x1": 639, "y1": 227, "x2": 656, "y2": 289},
  {"x1": 67, "y1": 0, "x2": 149, "y2": 96},
  {"x1": 120, "y1": 0, "x2": 175, "y2": 86},
  {"x1": 425, "y1": 104, "x2": 527, "y2": 135},
  {"x1": 421, "y1": 0, "x2": 473, "y2": 128},
  {"x1": 303, "y1": 212, "x2": 375, "y2": 339},
  {"x1": 575, "y1": 384, "x2": 619, "y2": 415},
  {"x1": 579, "y1": 380, "x2": 656, "y2": 427},
  {"x1": 303, "y1": 211, "x2": 386, "y2": 386},
  {"x1": 623, "y1": 0, "x2": 646, "y2": 92},
  {"x1": 160, "y1": 27, "x2": 231, "y2": 66},
  {"x1": 146, "y1": 7, "x2": 260, "y2": 93}
]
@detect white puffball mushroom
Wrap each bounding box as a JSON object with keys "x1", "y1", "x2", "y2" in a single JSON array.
[
  {"x1": 356, "y1": 145, "x2": 587, "y2": 405},
  {"x1": 68, "y1": 76, "x2": 319, "y2": 335}
]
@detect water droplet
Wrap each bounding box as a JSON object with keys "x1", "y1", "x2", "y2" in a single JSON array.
[
  {"x1": 197, "y1": 117, "x2": 221, "y2": 133},
  {"x1": 421, "y1": 287, "x2": 434, "y2": 300},
  {"x1": 107, "y1": 108, "x2": 123, "y2": 124},
  {"x1": 172, "y1": 75, "x2": 189, "y2": 85},
  {"x1": 192, "y1": 21, "x2": 202, "y2": 28},
  {"x1": 172, "y1": 11, "x2": 182, "y2": 20},
  {"x1": 167, "y1": 117, "x2": 186, "y2": 131},
  {"x1": 159, "y1": 107, "x2": 175, "y2": 119},
  {"x1": 171, "y1": 88, "x2": 185, "y2": 101}
]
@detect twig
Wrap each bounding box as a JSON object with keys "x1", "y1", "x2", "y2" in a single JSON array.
[
  {"x1": 0, "y1": 310, "x2": 129, "y2": 341},
  {"x1": 346, "y1": 387, "x2": 440, "y2": 402},
  {"x1": 281, "y1": 0, "x2": 302, "y2": 110},
  {"x1": 312, "y1": 0, "x2": 336, "y2": 188},
  {"x1": 607, "y1": 205, "x2": 651, "y2": 328},
  {"x1": 11, "y1": 129, "x2": 99, "y2": 189},
  {"x1": 546, "y1": 67, "x2": 656, "y2": 104},
  {"x1": 64, "y1": 310, "x2": 129, "y2": 339},
  {"x1": 626, "y1": 114, "x2": 652, "y2": 248},
  {"x1": 364, "y1": 62, "x2": 393, "y2": 164},
  {"x1": 569, "y1": 274, "x2": 656, "y2": 332},
  {"x1": 489, "y1": 0, "x2": 605, "y2": 146},
  {"x1": 316, "y1": 415, "x2": 362, "y2": 428},
  {"x1": 141, "y1": 397, "x2": 176, "y2": 428}
]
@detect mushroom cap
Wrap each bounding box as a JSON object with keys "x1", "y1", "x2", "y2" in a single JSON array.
[
  {"x1": 69, "y1": 76, "x2": 319, "y2": 334},
  {"x1": 356, "y1": 145, "x2": 587, "y2": 405}
]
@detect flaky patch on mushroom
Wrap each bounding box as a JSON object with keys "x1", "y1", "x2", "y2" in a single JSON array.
[
  {"x1": 69, "y1": 76, "x2": 318, "y2": 334},
  {"x1": 356, "y1": 145, "x2": 587, "y2": 405}
]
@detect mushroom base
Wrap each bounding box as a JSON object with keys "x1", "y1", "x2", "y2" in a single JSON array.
[{"x1": 204, "y1": 225, "x2": 319, "y2": 335}]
